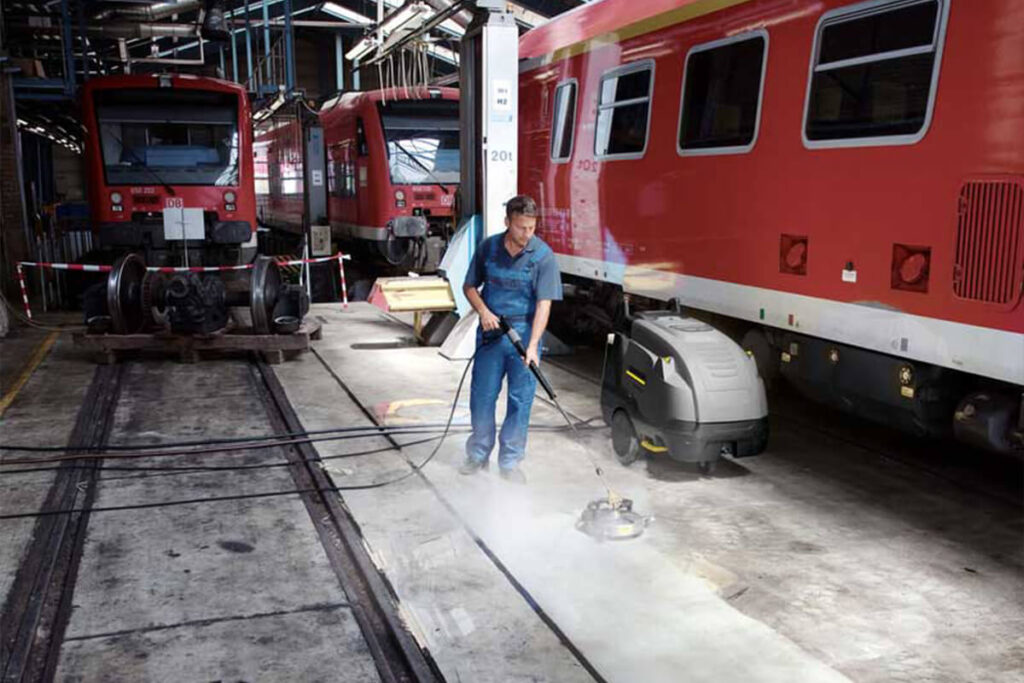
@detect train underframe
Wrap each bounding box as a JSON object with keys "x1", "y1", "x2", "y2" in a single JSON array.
[
  {"x1": 555, "y1": 276, "x2": 1024, "y2": 457},
  {"x1": 97, "y1": 213, "x2": 256, "y2": 266}
]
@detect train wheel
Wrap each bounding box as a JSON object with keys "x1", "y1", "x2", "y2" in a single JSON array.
[
  {"x1": 250, "y1": 256, "x2": 281, "y2": 334},
  {"x1": 108, "y1": 253, "x2": 147, "y2": 334},
  {"x1": 611, "y1": 409, "x2": 641, "y2": 466}
]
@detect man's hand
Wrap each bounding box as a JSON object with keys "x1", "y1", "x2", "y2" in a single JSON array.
[
  {"x1": 525, "y1": 343, "x2": 540, "y2": 368},
  {"x1": 479, "y1": 308, "x2": 500, "y2": 331}
]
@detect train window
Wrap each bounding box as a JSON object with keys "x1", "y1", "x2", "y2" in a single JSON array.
[
  {"x1": 803, "y1": 0, "x2": 948, "y2": 147},
  {"x1": 550, "y1": 80, "x2": 578, "y2": 162},
  {"x1": 95, "y1": 88, "x2": 240, "y2": 186},
  {"x1": 678, "y1": 31, "x2": 768, "y2": 155},
  {"x1": 595, "y1": 61, "x2": 654, "y2": 159}
]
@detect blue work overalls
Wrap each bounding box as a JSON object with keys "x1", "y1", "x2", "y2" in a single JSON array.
[{"x1": 465, "y1": 236, "x2": 549, "y2": 469}]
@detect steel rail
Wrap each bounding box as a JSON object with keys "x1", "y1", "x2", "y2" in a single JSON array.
[
  {"x1": 250, "y1": 358, "x2": 443, "y2": 683},
  {"x1": 0, "y1": 364, "x2": 124, "y2": 683},
  {"x1": 309, "y1": 347, "x2": 609, "y2": 683}
]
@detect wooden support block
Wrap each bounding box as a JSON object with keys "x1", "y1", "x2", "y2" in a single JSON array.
[{"x1": 262, "y1": 349, "x2": 284, "y2": 365}]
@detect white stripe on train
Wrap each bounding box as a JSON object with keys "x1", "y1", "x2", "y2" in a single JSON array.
[{"x1": 555, "y1": 253, "x2": 1024, "y2": 386}]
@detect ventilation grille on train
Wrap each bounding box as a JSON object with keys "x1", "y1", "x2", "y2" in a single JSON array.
[{"x1": 953, "y1": 179, "x2": 1024, "y2": 305}]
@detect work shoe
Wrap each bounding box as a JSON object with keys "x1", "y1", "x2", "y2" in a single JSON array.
[
  {"x1": 458, "y1": 458, "x2": 489, "y2": 475},
  {"x1": 499, "y1": 467, "x2": 527, "y2": 485}
]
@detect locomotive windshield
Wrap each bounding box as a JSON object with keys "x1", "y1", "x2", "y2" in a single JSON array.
[
  {"x1": 380, "y1": 100, "x2": 460, "y2": 186},
  {"x1": 95, "y1": 88, "x2": 240, "y2": 187}
]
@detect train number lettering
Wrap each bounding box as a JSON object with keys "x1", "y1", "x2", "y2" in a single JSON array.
[
  {"x1": 490, "y1": 150, "x2": 513, "y2": 163},
  {"x1": 577, "y1": 159, "x2": 600, "y2": 173}
]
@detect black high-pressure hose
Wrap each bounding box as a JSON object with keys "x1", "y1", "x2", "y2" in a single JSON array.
[{"x1": 498, "y1": 317, "x2": 612, "y2": 493}]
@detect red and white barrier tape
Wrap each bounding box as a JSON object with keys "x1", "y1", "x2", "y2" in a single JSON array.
[
  {"x1": 16, "y1": 261, "x2": 112, "y2": 273},
  {"x1": 15, "y1": 253, "x2": 352, "y2": 319},
  {"x1": 15, "y1": 264, "x2": 32, "y2": 320}
]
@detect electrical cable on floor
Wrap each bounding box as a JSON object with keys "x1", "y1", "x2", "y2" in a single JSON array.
[
  {"x1": 1, "y1": 436, "x2": 448, "y2": 477},
  {"x1": 0, "y1": 356, "x2": 478, "y2": 520},
  {"x1": 0, "y1": 291, "x2": 88, "y2": 333},
  {"x1": 0, "y1": 417, "x2": 600, "y2": 453}
]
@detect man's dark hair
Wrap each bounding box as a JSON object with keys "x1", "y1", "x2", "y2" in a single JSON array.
[{"x1": 506, "y1": 195, "x2": 538, "y2": 219}]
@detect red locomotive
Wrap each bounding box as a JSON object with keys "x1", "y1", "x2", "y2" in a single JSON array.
[
  {"x1": 519, "y1": 0, "x2": 1024, "y2": 454},
  {"x1": 82, "y1": 74, "x2": 256, "y2": 265},
  {"x1": 255, "y1": 87, "x2": 460, "y2": 272}
]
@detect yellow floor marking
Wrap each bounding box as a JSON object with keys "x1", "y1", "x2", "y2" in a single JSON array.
[{"x1": 0, "y1": 331, "x2": 59, "y2": 417}]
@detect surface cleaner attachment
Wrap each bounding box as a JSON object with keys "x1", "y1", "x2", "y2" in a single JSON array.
[
  {"x1": 497, "y1": 316, "x2": 650, "y2": 541},
  {"x1": 576, "y1": 495, "x2": 651, "y2": 541},
  {"x1": 577, "y1": 497, "x2": 647, "y2": 540}
]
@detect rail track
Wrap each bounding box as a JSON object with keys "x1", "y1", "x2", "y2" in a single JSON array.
[{"x1": 0, "y1": 356, "x2": 442, "y2": 683}]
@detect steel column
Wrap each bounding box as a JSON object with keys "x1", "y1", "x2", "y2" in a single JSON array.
[
  {"x1": 263, "y1": 0, "x2": 272, "y2": 82},
  {"x1": 231, "y1": 26, "x2": 239, "y2": 81},
  {"x1": 59, "y1": 0, "x2": 75, "y2": 95},
  {"x1": 335, "y1": 32, "x2": 345, "y2": 91},
  {"x1": 283, "y1": 0, "x2": 295, "y2": 91},
  {"x1": 245, "y1": 0, "x2": 254, "y2": 84}
]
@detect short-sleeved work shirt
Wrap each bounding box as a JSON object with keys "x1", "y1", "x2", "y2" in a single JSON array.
[{"x1": 464, "y1": 233, "x2": 562, "y2": 320}]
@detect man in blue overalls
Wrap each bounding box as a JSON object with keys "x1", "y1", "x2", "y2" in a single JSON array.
[{"x1": 460, "y1": 195, "x2": 563, "y2": 483}]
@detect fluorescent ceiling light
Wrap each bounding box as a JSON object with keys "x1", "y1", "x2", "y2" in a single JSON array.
[
  {"x1": 426, "y1": 43, "x2": 458, "y2": 65},
  {"x1": 345, "y1": 37, "x2": 377, "y2": 61},
  {"x1": 321, "y1": 2, "x2": 372, "y2": 24}
]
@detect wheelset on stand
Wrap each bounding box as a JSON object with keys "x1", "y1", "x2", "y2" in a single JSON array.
[{"x1": 87, "y1": 254, "x2": 309, "y2": 337}]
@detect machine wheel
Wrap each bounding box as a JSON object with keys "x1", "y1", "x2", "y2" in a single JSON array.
[
  {"x1": 107, "y1": 253, "x2": 147, "y2": 334},
  {"x1": 697, "y1": 460, "x2": 717, "y2": 475},
  {"x1": 250, "y1": 256, "x2": 281, "y2": 334},
  {"x1": 611, "y1": 410, "x2": 641, "y2": 466}
]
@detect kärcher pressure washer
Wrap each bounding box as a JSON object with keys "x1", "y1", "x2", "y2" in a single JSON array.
[{"x1": 601, "y1": 309, "x2": 769, "y2": 473}]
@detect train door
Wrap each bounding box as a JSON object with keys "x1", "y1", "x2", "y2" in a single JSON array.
[
  {"x1": 328, "y1": 137, "x2": 358, "y2": 227},
  {"x1": 354, "y1": 117, "x2": 373, "y2": 226}
]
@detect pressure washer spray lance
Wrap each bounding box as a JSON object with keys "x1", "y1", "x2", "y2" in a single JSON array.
[{"x1": 498, "y1": 317, "x2": 650, "y2": 540}]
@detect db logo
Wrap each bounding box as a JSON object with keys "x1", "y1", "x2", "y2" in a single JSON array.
[
  {"x1": 165, "y1": 197, "x2": 184, "y2": 208},
  {"x1": 440, "y1": 194, "x2": 454, "y2": 206}
]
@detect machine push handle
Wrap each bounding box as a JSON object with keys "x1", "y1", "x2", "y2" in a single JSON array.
[{"x1": 498, "y1": 316, "x2": 557, "y2": 400}]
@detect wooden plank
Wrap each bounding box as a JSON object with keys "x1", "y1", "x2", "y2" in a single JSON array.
[{"x1": 72, "y1": 321, "x2": 321, "y2": 358}]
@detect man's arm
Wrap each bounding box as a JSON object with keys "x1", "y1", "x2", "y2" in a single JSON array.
[
  {"x1": 525, "y1": 299, "x2": 552, "y2": 367},
  {"x1": 464, "y1": 284, "x2": 500, "y2": 331}
]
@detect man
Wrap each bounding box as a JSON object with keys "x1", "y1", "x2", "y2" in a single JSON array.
[{"x1": 460, "y1": 195, "x2": 563, "y2": 483}]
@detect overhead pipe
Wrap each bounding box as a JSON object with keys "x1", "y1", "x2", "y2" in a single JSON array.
[
  {"x1": 18, "y1": 22, "x2": 200, "y2": 39},
  {"x1": 92, "y1": 0, "x2": 202, "y2": 22}
]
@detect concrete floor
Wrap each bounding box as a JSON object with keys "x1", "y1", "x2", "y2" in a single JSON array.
[
  {"x1": 275, "y1": 303, "x2": 1024, "y2": 683},
  {"x1": 1, "y1": 330, "x2": 381, "y2": 682},
  {"x1": 2, "y1": 305, "x2": 1022, "y2": 682}
]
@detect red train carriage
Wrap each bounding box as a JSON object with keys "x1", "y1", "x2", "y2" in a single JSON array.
[
  {"x1": 255, "y1": 87, "x2": 460, "y2": 272},
  {"x1": 82, "y1": 74, "x2": 256, "y2": 265},
  {"x1": 518, "y1": 0, "x2": 1024, "y2": 453},
  {"x1": 254, "y1": 113, "x2": 306, "y2": 233}
]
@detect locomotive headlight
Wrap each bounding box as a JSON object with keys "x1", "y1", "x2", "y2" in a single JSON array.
[
  {"x1": 394, "y1": 190, "x2": 406, "y2": 201},
  {"x1": 223, "y1": 191, "x2": 237, "y2": 203},
  {"x1": 110, "y1": 191, "x2": 123, "y2": 204},
  {"x1": 898, "y1": 365, "x2": 913, "y2": 386}
]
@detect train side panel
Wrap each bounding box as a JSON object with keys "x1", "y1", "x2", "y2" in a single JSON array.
[{"x1": 519, "y1": 0, "x2": 1024, "y2": 385}]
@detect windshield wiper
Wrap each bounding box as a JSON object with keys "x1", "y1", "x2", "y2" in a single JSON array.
[
  {"x1": 106, "y1": 129, "x2": 177, "y2": 196},
  {"x1": 392, "y1": 140, "x2": 452, "y2": 195}
]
